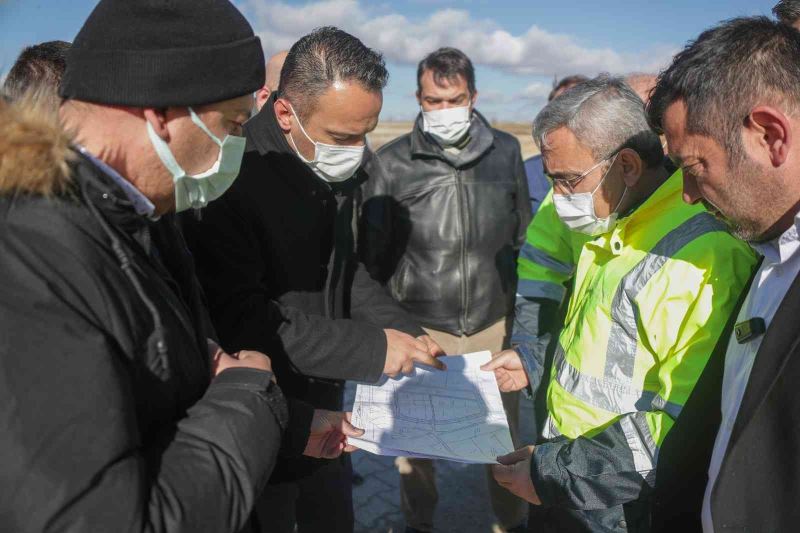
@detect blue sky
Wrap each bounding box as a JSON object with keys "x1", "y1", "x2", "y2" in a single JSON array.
[{"x1": 0, "y1": 0, "x2": 780, "y2": 121}]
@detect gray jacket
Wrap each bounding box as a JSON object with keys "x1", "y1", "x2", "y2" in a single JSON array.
[{"x1": 361, "y1": 112, "x2": 532, "y2": 336}]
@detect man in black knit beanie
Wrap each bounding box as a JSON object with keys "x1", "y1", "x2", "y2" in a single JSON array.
[{"x1": 0, "y1": 2, "x2": 363, "y2": 532}]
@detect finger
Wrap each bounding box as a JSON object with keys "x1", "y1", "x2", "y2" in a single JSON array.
[
  {"x1": 321, "y1": 433, "x2": 345, "y2": 459},
  {"x1": 340, "y1": 418, "x2": 365, "y2": 438},
  {"x1": 499, "y1": 382, "x2": 518, "y2": 393},
  {"x1": 497, "y1": 376, "x2": 514, "y2": 393},
  {"x1": 412, "y1": 337, "x2": 430, "y2": 353},
  {"x1": 343, "y1": 442, "x2": 361, "y2": 453},
  {"x1": 492, "y1": 464, "x2": 513, "y2": 483},
  {"x1": 496, "y1": 374, "x2": 513, "y2": 389},
  {"x1": 424, "y1": 338, "x2": 446, "y2": 356},
  {"x1": 497, "y1": 447, "x2": 532, "y2": 465},
  {"x1": 497, "y1": 448, "x2": 530, "y2": 465},
  {"x1": 412, "y1": 351, "x2": 446, "y2": 371},
  {"x1": 481, "y1": 353, "x2": 511, "y2": 371},
  {"x1": 496, "y1": 369, "x2": 511, "y2": 382},
  {"x1": 401, "y1": 360, "x2": 415, "y2": 375}
]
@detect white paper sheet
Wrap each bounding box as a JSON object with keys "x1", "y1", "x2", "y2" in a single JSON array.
[{"x1": 349, "y1": 351, "x2": 514, "y2": 464}]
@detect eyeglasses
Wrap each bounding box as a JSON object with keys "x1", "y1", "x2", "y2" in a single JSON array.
[{"x1": 549, "y1": 149, "x2": 621, "y2": 193}]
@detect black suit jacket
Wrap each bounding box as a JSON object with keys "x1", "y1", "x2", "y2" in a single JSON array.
[{"x1": 653, "y1": 267, "x2": 800, "y2": 531}]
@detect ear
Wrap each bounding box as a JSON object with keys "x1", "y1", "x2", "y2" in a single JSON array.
[
  {"x1": 274, "y1": 97, "x2": 293, "y2": 133},
  {"x1": 143, "y1": 108, "x2": 170, "y2": 140},
  {"x1": 470, "y1": 89, "x2": 479, "y2": 109},
  {"x1": 746, "y1": 105, "x2": 791, "y2": 168},
  {"x1": 255, "y1": 86, "x2": 271, "y2": 112},
  {"x1": 416, "y1": 90, "x2": 422, "y2": 107},
  {"x1": 618, "y1": 148, "x2": 644, "y2": 188}
]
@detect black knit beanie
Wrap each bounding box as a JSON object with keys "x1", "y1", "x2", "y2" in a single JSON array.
[{"x1": 60, "y1": 0, "x2": 265, "y2": 107}]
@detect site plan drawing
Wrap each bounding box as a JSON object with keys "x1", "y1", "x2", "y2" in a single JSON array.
[{"x1": 349, "y1": 351, "x2": 514, "y2": 464}]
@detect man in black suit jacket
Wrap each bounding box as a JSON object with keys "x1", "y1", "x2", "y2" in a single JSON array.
[{"x1": 646, "y1": 16, "x2": 800, "y2": 531}]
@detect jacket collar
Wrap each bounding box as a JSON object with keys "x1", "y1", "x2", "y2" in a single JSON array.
[
  {"x1": 243, "y1": 93, "x2": 369, "y2": 196},
  {"x1": 409, "y1": 109, "x2": 495, "y2": 168},
  {"x1": 71, "y1": 149, "x2": 152, "y2": 235},
  {"x1": 76, "y1": 145, "x2": 156, "y2": 218},
  {"x1": 244, "y1": 93, "x2": 295, "y2": 158}
]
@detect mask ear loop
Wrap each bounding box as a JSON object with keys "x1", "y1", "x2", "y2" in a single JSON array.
[
  {"x1": 586, "y1": 153, "x2": 627, "y2": 222},
  {"x1": 188, "y1": 107, "x2": 224, "y2": 147},
  {"x1": 286, "y1": 102, "x2": 318, "y2": 164},
  {"x1": 186, "y1": 108, "x2": 225, "y2": 215},
  {"x1": 601, "y1": 153, "x2": 629, "y2": 220}
]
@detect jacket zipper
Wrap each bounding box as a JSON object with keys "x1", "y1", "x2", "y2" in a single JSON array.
[{"x1": 455, "y1": 170, "x2": 469, "y2": 333}]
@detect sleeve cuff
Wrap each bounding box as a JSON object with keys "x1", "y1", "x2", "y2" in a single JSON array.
[
  {"x1": 280, "y1": 398, "x2": 316, "y2": 457},
  {"x1": 515, "y1": 343, "x2": 544, "y2": 398},
  {"x1": 530, "y1": 439, "x2": 569, "y2": 506},
  {"x1": 211, "y1": 367, "x2": 289, "y2": 432}
]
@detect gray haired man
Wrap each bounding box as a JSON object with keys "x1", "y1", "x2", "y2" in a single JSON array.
[{"x1": 485, "y1": 75, "x2": 755, "y2": 532}]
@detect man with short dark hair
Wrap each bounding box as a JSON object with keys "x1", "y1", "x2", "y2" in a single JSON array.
[
  {"x1": 3, "y1": 40, "x2": 70, "y2": 106},
  {"x1": 361, "y1": 46, "x2": 532, "y2": 533},
  {"x1": 0, "y1": 2, "x2": 358, "y2": 532},
  {"x1": 181, "y1": 27, "x2": 443, "y2": 533},
  {"x1": 648, "y1": 16, "x2": 800, "y2": 532},
  {"x1": 774, "y1": 0, "x2": 800, "y2": 28}
]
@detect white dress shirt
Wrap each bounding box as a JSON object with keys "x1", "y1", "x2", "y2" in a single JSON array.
[
  {"x1": 702, "y1": 211, "x2": 800, "y2": 532},
  {"x1": 77, "y1": 145, "x2": 156, "y2": 218}
]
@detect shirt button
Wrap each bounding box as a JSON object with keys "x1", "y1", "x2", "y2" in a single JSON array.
[{"x1": 618, "y1": 520, "x2": 627, "y2": 528}]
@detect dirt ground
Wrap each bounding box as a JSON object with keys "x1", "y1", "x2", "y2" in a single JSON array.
[{"x1": 369, "y1": 121, "x2": 539, "y2": 160}]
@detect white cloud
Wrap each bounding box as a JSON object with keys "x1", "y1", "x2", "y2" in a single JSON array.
[
  {"x1": 518, "y1": 82, "x2": 552, "y2": 101},
  {"x1": 239, "y1": 0, "x2": 677, "y2": 77}
]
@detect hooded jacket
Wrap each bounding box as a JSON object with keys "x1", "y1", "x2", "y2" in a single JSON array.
[
  {"x1": 361, "y1": 112, "x2": 532, "y2": 336},
  {"x1": 179, "y1": 96, "x2": 424, "y2": 481},
  {"x1": 0, "y1": 100, "x2": 308, "y2": 533}
]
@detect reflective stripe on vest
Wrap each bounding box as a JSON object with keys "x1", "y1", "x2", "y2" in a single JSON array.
[
  {"x1": 544, "y1": 212, "x2": 725, "y2": 438},
  {"x1": 604, "y1": 212, "x2": 726, "y2": 382},
  {"x1": 517, "y1": 279, "x2": 566, "y2": 301},
  {"x1": 621, "y1": 412, "x2": 658, "y2": 485},
  {"x1": 551, "y1": 344, "x2": 683, "y2": 419},
  {"x1": 520, "y1": 242, "x2": 575, "y2": 275}
]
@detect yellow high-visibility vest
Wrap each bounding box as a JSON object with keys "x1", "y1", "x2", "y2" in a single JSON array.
[
  {"x1": 517, "y1": 189, "x2": 591, "y2": 304},
  {"x1": 543, "y1": 170, "x2": 756, "y2": 471}
]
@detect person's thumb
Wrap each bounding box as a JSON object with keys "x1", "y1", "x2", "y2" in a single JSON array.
[
  {"x1": 481, "y1": 353, "x2": 510, "y2": 372},
  {"x1": 340, "y1": 417, "x2": 365, "y2": 438},
  {"x1": 497, "y1": 447, "x2": 531, "y2": 465}
]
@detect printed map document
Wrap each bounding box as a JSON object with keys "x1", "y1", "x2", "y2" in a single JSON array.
[{"x1": 349, "y1": 351, "x2": 514, "y2": 464}]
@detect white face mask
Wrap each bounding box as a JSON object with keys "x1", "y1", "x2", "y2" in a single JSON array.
[
  {"x1": 421, "y1": 105, "x2": 472, "y2": 146},
  {"x1": 552, "y1": 154, "x2": 628, "y2": 236},
  {"x1": 146, "y1": 107, "x2": 246, "y2": 213},
  {"x1": 287, "y1": 104, "x2": 365, "y2": 183}
]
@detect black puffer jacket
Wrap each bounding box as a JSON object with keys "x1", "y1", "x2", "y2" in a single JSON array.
[
  {"x1": 362, "y1": 112, "x2": 532, "y2": 335},
  {"x1": 0, "y1": 103, "x2": 307, "y2": 533}
]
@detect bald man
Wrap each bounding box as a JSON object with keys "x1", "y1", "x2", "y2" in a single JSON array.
[
  {"x1": 625, "y1": 73, "x2": 657, "y2": 104},
  {"x1": 256, "y1": 50, "x2": 288, "y2": 111}
]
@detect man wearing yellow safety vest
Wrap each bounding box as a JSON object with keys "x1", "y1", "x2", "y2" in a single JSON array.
[{"x1": 482, "y1": 75, "x2": 757, "y2": 532}]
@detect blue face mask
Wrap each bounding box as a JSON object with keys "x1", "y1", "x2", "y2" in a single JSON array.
[{"x1": 146, "y1": 107, "x2": 246, "y2": 212}]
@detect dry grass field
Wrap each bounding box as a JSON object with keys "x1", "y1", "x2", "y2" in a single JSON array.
[{"x1": 369, "y1": 121, "x2": 539, "y2": 159}]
